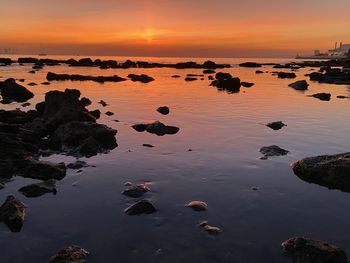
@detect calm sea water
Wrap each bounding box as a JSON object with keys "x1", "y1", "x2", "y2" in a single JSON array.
[{"x1": 1, "y1": 55, "x2": 350, "y2": 263}]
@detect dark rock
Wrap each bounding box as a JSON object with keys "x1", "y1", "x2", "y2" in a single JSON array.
[
  {"x1": 309, "y1": 93, "x2": 331, "y2": 101},
  {"x1": 18, "y1": 57, "x2": 39, "y2": 64},
  {"x1": 256, "y1": 70, "x2": 264, "y2": 74},
  {"x1": 281, "y1": 237, "x2": 347, "y2": 263},
  {"x1": 260, "y1": 145, "x2": 289, "y2": 159},
  {"x1": 124, "y1": 200, "x2": 156, "y2": 215},
  {"x1": 203, "y1": 69, "x2": 216, "y2": 74},
  {"x1": 122, "y1": 183, "x2": 150, "y2": 198},
  {"x1": 98, "y1": 100, "x2": 108, "y2": 107},
  {"x1": 47, "y1": 72, "x2": 127, "y2": 83},
  {"x1": 186, "y1": 201, "x2": 208, "y2": 211},
  {"x1": 128, "y1": 74, "x2": 154, "y2": 83},
  {"x1": 241, "y1": 82, "x2": 255, "y2": 88},
  {"x1": 289, "y1": 80, "x2": 309, "y2": 90},
  {"x1": 132, "y1": 124, "x2": 148, "y2": 132},
  {"x1": 266, "y1": 121, "x2": 287, "y2": 131},
  {"x1": 41, "y1": 82, "x2": 51, "y2": 85},
  {"x1": 204, "y1": 225, "x2": 223, "y2": 235},
  {"x1": 80, "y1": 97, "x2": 91, "y2": 107},
  {"x1": 308, "y1": 70, "x2": 350, "y2": 85},
  {"x1": 146, "y1": 121, "x2": 180, "y2": 136},
  {"x1": 19, "y1": 179, "x2": 57, "y2": 197},
  {"x1": 143, "y1": 144, "x2": 155, "y2": 148},
  {"x1": 0, "y1": 196, "x2": 25, "y2": 232},
  {"x1": 21, "y1": 102, "x2": 31, "y2": 107},
  {"x1": 105, "y1": 111, "x2": 114, "y2": 116},
  {"x1": 67, "y1": 161, "x2": 88, "y2": 170},
  {"x1": 211, "y1": 77, "x2": 241, "y2": 93},
  {"x1": 292, "y1": 152, "x2": 350, "y2": 192},
  {"x1": 337, "y1": 95, "x2": 348, "y2": 99},
  {"x1": 27, "y1": 82, "x2": 37, "y2": 86},
  {"x1": 239, "y1": 62, "x2": 262, "y2": 68},
  {"x1": 277, "y1": 72, "x2": 297, "y2": 79},
  {"x1": 157, "y1": 106, "x2": 170, "y2": 115},
  {"x1": 35, "y1": 101, "x2": 46, "y2": 114},
  {"x1": 89, "y1": 109, "x2": 101, "y2": 119},
  {"x1": 49, "y1": 246, "x2": 89, "y2": 263},
  {"x1": 215, "y1": 72, "x2": 232, "y2": 79},
  {"x1": 0, "y1": 78, "x2": 34, "y2": 103},
  {"x1": 172, "y1": 75, "x2": 181, "y2": 78},
  {"x1": 15, "y1": 159, "x2": 66, "y2": 180},
  {"x1": 185, "y1": 77, "x2": 198, "y2": 81}
]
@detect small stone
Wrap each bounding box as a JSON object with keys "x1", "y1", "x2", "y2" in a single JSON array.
[
  {"x1": 143, "y1": 144, "x2": 155, "y2": 148},
  {"x1": 67, "y1": 161, "x2": 88, "y2": 170},
  {"x1": 260, "y1": 145, "x2": 289, "y2": 159},
  {"x1": 204, "y1": 225, "x2": 223, "y2": 235},
  {"x1": 122, "y1": 184, "x2": 150, "y2": 198},
  {"x1": 309, "y1": 93, "x2": 331, "y2": 101},
  {"x1": 157, "y1": 106, "x2": 170, "y2": 115},
  {"x1": 241, "y1": 82, "x2": 255, "y2": 88},
  {"x1": 199, "y1": 220, "x2": 208, "y2": 227},
  {"x1": 105, "y1": 111, "x2": 114, "y2": 116},
  {"x1": 266, "y1": 121, "x2": 287, "y2": 131},
  {"x1": 124, "y1": 200, "x2": 156, "y2": 215},
  {"x1": 186, "y1": 201, "x2": 208, "y2": 211},
  {"x1": 0, "y1": 195, "x2": 25, "y2": 232},
  {"x1": 98, "y1": 100, "x2": 108, "y2": 107}
]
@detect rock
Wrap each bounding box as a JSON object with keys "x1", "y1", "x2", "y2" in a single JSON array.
[
  {"x1": 0, "y1": 196, "x2": 25, "y2": 232},
  {"x1": 143, "y1": 144, "x2": 155, "y2": 148},
  {"x1": 47, "y1": 72, "x2": 127, "y2": 83},
  {"x1": 157, "y1": 106, "x2": 170, "y2": 115},
  {"x1": 15, "y1": 159, "x2": 66, "y2": 180},
  {"x1": 281, "y1": 237, "x2": 347, "y2": 263},
  {"x1": 105, "y1": 111, "x2": 114, "y2": 116},
  {"x1": 27, "y1": 82, "x2": 37, "y2": 86},
  {"x1": 132, "y1": 124, "x2": 148, "y2": 132},
  {"x1": 210, "y1": 77, "x2": 241, "y2": 93},
  {"x1": 289, "y1": 80, "x2": 309, "y2": 90},
  {"x1": 89, "y1": 109, "x2": 101, "y2": 119},
  {"x1": 337, "y1": 95, "x2": 348, "y2": 99},
  {"x1": 215, "y1": 72, "x2": 232, "y2": 79},
  {"x1": 309, "y1": 93, "x2": 331, "y2": 101},
  {"x1": 0, "y1": 78, "x2": 34, "y2": 103},
  {"x1": 199, "y1": 220, "x2": 209, "y2": 227},
  {"x1": 146, "y1": 121, "x2": 180, "y2": 136},
  {"x1": 19, "y1": 179, "x2": 57, "y2": 197},
  {"x1": 204, "y1": 225, "x2": 223, "y2": 235},
  {"x1": 277, "y1": 72, "x2": 297, "y2": 79},
  {"x1": 80, "y1": 97, "x2": 91, "y2": 107},
  {"x1": 308, "y1": 70, "x2": 350, "y2": 85},
  {"x1": 67, "y1": 161, "x2": 88, "y2": 170},
  {"x1": 41, "y1": 82, "x2": 51, "y2": 85},
  {"x1": 186, "y1": 201, "x2": 208, "y2": 211},
  {"x1": 239, "y1": 62, "x2": 262, "y2": 68},
  {"x1": 203, "y1": 69, "x2": 216, "y2": 74},
  {"x1": 49, "y1": 246, "x2": 89, "y2": 263},
  {"x1": 291, "y1": 152, "x2": 350, "y2": 192},
  {"x1": 21, "y1": 102, "x2": 31, "y2": 107},
  {"x1": 128, "y1": 74, "x2": 154, "y2": 83},
  {"x1": 185, "y1": 77, "x2": 198, "y2": 81},
  {"x1": 124, "y1": 200, "x2": 156, "y2": 215},
  {"x1": 241, "y1": 82, "x2": 255, "y2": 88},
  {"x1": 171, "y1": 75, "x2": 181, "y2": 78},
  {"x1": 256, "y1": 70, "x2": 264, "y2": 74},
  {"x1": 35, "y1": 101, "x2": 46, "y2": 114},
  {"x1": 266, "y1": 121, "x2": 287, "y2": 131},
  {"x1": 122, "y1": 183, "x2": 150, "y2": 198},
  {"x1": 260, "y1": 145, "x2": 289, "y2": 159},
  {"x1": 98, "y1": 100, "x2": 108, "y2": 107}
]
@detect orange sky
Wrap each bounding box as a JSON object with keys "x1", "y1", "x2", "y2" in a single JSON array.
[{"x1": 1, "y1": 0, "x2": 349, "y2": 57}]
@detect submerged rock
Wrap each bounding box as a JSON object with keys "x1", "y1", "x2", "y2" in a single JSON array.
[
  {"x1": 211, "y1": 77, "x2": 241, "y2": 93},
  {"x1": 47, "y1": 72, "x2": 127, "y2": 83},
  {"x1": 260, "y1": 145, "x2": 289, "y2": 159},
  {"x1": 80, "y1": 97, "x2": 91, "y2": 107},
  {"x1": 256, "y1": 70, "x2": 264, "y2": 74},
  {"x1": 241, "y1": 82, "x2": 255, "y2": 88},
  {"x1": 122, "y1": 183, "x2": 150, "y2": 198},
  {"x1": 266, "y1": 121, "x2": 287, "y2": 131},
  {"x1": 143, "y1": 144, "x2": 155, "y2": 148},
  {"x1": 98, "y1": 100, "x2": 108, "y2": 107},
  {"x1": 67, "y1": 161, "x2": 89, "y2": 170},
  {"x1": 185, "y1": 77, "x2": 198, "y2": 81},
  {"x1": 282, "y1": 237, "x2": 347, "y2": 263},
  {"x1": 204, "y1": 225, "x2": 223, "y2": 235},
  {"x1": 19, "y1": 179, "x2": 57, "y2": 197},
  {"x1": 186, "y1": 201, "x2": 208, "y2": 211},
  {"x1": 0, "y1": 195, "x2": 25, "y2": 232},
  {"x1": 337, "y1": 95, "x2": 348, "y2": 99},
  {"x1": 124, "y1": 200, "x2": 156, "y2": 215},
  {"x1": 49, "y1": 246, "x2": 89, "y2": 263},
  {"x1": 309, "y1": 93, "x2": 331, "y2": 101},
  {"x1": 128, "y1": 74, "x2": 154, "y2": 83},
  {"x1": 157, "y1": 106, "x2": 170, "y2": 115},
  {"x1": 15, "y1": 159, "x2": 66, "y2": 180},
  {"x1": 132, "y1": 121, "x2": 179, "y2": 136},
  {"x1": 277, "y1": 72, "x2": 297, "y2": 79},
  {"x1": 105, "y1": 111, "x2": 114, "y2": 116},
  {"x1": 292, "y1": 152, "x2": 350, "y2": 192},
  {"x1": 288, "y1": 80, "x2": 309, "y2": 90},
  {"x1": 0, "y1": 78, "x2": 34, "y2": 103},
  {"x1": 239, "y1": 62, "x2": 262, "y2": 68}
]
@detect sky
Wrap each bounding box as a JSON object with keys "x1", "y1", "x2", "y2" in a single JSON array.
[{"x1": 0, "y1": 0, "x2": 349, "y2": 57}]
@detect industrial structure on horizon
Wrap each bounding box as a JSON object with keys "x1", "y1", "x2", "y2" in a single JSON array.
[{"x1": 296, "y1": 41, "x2": 350, "y2": 59}]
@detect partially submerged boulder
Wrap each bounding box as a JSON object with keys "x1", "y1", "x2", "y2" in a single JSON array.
[
  {"x1": 19, "y1": 179, "x2": 57, "y2": 197},
  {"x1": 266, "y1": 121, "x2": 287, "y2": 131},
  {"x1": 122, "y1": 183, "x2": 150, "y2": 198},
  {"x1": 0, "y1": 78, "x2": 34, "y2": 103},
  {"x1": 260, "y1": 145, "x2": 289, "y2": 159},
  {"x1": 132, "y1": 121, "x2": 179, "y2": 136},
  {"x1": 277, "y1": 72, "x2": 297, "y2": 79},
  {"x1": 292, "y1": 152, "x2": 350, "y2": 192},
  {"x1": 309, "y1": 93, "x2": 331, "y2": 101},
  {"x1": 128, "y1": 74, "x2": 154, "y2": 83},
  {"x1": 49, "y1": 246, "x2": 89, "y2": 263},
  {"x1": 124, "y1": 200, "x2": 156, "y2": 215},
  {"x1": 289, "y1": 80, "x2": 309, "y2": 91},
  {"x1": 157, "y1": 106, "x2": 170, "y2": 115},
  {"x1": 0, "y1": 195, "x2": 25, "y2": 232},
  {"x1": 186, "y1": 201, "x2": 208, "y2": 211},
  {"x1": 282, "y1": 237, "x2": 347, "y2": 263}
]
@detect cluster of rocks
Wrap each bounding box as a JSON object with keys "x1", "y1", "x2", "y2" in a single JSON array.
[
  {"x1": 46, "y1": 72, "x2": 127, "y2": 83},
  {"x1": 210, "y1": 72, "x2": 241, "y2": 93},
  {"x1": 132, "y1": 121, "x2": 179, "y2": 136},
  {"x1": 308, "y1": 68, "x2": 350, "y2": 85}
]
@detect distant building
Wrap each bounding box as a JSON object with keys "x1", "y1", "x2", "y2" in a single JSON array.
[{"x1": 328, "y1": 42, "x2": 350, "y2": 57}]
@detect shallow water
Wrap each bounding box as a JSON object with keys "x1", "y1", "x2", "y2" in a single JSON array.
[{"x1": 1, "y1": 55, "x2": 350, "y2": 263}]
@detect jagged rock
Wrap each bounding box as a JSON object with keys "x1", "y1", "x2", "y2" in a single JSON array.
[
  {"x1": 49, "y1": 246, "x2": 89, "y2": 263},
  {"x1": 211, "y1": 77, "x2": 241, "y2": 93},
  {"x1": 19, "y1": 179, "x2": 57, "y2": 197},
  {"x1": 124, "y1": 200, "x2": 156, "y2": 215},
  {"x1": 289, "y1": 80, "x2": 309, "y2": 90},
  {"x1": 157, "y1": 106, "x2": 170, "y2": 115},
  {"x1": 0, "y1": 196, "x2": 25, "y2": 232},
  {"x1": 260, "y1": 145, "x2": 289, "y2": 159},
  {"x1": 0, "y1": 78, "x2": 34, "y2": 103},
  {"x1": 282, "y1": 237, "x2": 347, "y2": 263},
  {"x1": 309, "y1": 93, "x2": 331, "y2": 101},
  {"x1": 292, "y1": 152, "x2": 350, "y2": 192},
  {"x1": 122, "y1": 183, "x2": 150, "y2": 198},
  {"x1": 128, "y1": 74, "x2": 154, "y2": 83},
  {"x1": 266, "y1": 121, "x2": 287, "y2": 131},
  {"x1": 186, "y1": 201, "x2": 208, "y2": 211}
]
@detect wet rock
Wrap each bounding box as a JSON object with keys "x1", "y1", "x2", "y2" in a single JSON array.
[
  {"x1": 211, "y1": 77, "x2": 241, "y2": 93},
  {"x1": 47, "y1": 72, "x2": 127, "y2": 83},
  {"x1": 171, "y1": 75, "x2": 181, "y2": 78},
  {"x1": 19, "y1": 179, "x2": 57, "y2": 197},
  {"x1": 128, "y1": 74, "x2": 154, "y2": 83},
  {"x1": 239, "y1": 62, "x2": 262, "y2": 68},
  {"x1": 124, "y1": 200, "x2": 156, "y2": 215},
  {"x1": 215, "y1": 72, "x2": 232, "y2": 79},
  {"x1": 256, "y1": 70, "x2": 264, "y2": 74},
  {"x1": 266, "y1": 121, "x2": 287, "y2": 131},
  {"x1": 15, "y1": 159, "x2": 66, "y2": 180},
  {"x1": 288, "y1": 80, "x2": 309, "y2": 90},
  {"x1": 292, "y1": 152, "x2": 350, "y2": 192},
  {"x1": 337, "y1": 95, "x2": 348, "y2": 99},
  {"x1": 67, "y1": 161, "x2": 89, "y2": 170},
  {"x1": 27, "y1": 82, "x2": 37, "y2": 86},
  {"x1": 260, "y1": 145, "x2": 289, "y2": 159},
  {"x1": 146, "y1": 121, "x2": 180, "y2": 136},
  {"x1": 41, "y1": 82, "x2": 51, "y2": 85},
  {"x1": 98, "y1": 100, "x2": 108, "y2": 107},
  {"x1": 0, "y1": 78, "x2": 34, "y2": 103},
  {"x1": 49, "y1": 245, "x2": 89, "y2": 263},
  {"x1": 89, "y1": 109, "x2": 101, "y2": 119},
  {"x1": 80, "y1": 97, "x2": 91, "y2": 107},
  {"x1": 105, "y1": 111, "x2": 114, "y2": 116},
  {"x1": 203, "y1": 69, "x2": 216, "y2": 74},
  {"x1": 309, "y1": 93, "x2": 331, "y2": 101},
  {"x1": 277, "y1": 72, "x2": 297, "y2": 79},
  {"x1": 281, "y1": 237, "x2": 347, "y2": 263},
  {"x1": 241, "y1": 82, "x2": 255, "y2": 88},
  {"x1": 143, "y1": 144, "x2": 155, "y2": 148},
  {"x1": 132, "y1": 123, "x2": 148, "y2": 132},
  {"x1": 204, "y1": 225, "x2": 223, "y2": 235},
  {"x1": 157, "y1": 106, "x2": 170, "y2": 115},
  {"x1": 0, "y1": 196, "x2": 25, "y2": 232},
  {"x1": 21, "y1": 102, "x2": 31, "y2": 107},
  {"x1": 185, "y1": 77, "x2": 198, "y2": 81},
  {"x1": 186, "y1": 201, "x2": 208, "y2": 211},
  {"x1": 309, "y1": 70, "x2": 350, "y2": 85},
  {"x1": 122, "y1": 183, "x2": 150, "y2": 198}
]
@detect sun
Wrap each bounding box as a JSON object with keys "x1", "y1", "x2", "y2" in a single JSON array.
[{"x1": 142, "y1": 28, "x2": 154, "y2": 42}]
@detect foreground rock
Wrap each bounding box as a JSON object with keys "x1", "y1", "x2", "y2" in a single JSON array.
[
  {"x1": 132, "y1": 121, "x2": 179, "y2": 136},
  {"x1": 186, "y1": 201, "x2": 208, "y2": 211},
  {"x1": 157, "y1": 106, "x2": 170, "y2": 115},
  {"x1": 128, "y1": 74, "x2": 154, "y2": 83},
  {"x1": 19, "y1": 179, "x2": 57, "y2": 197},
  {"x1": 266, "y1": 121, "x2": 287, "y2": 131},
  {"x1": 49, "y1": 246, "x2": 89, "y2": 263},
  {"x1": 47, "y1": 72, "x2": 127, "y2": 83},
  {"x1": 0, "y1": 196, "x2": 25, "y2": 232},
  {"x1": 122, "y1": 183, "x2": 150, "y2": 198},
  {"x1": 124, "y1": 200, "x2": 156, "y2": 215},
  {"x1": 260, "y1": 145, "x2": 289, "y2": 159},
  {"x1": 282, "y1": 237, "x2": 347, "y2": 263},
  {"x1": 309, "y1": 93, "x2": 331, "y2": 101},
  {"x1": 288, "y1": 80, "x2": 309, "y2": 91},
  {"x1": 0, "y1": 78, "x2": 34, "y2": 103},
  {"x1": 292, "y1": 152, "x2": 350, "y2": 192}
]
